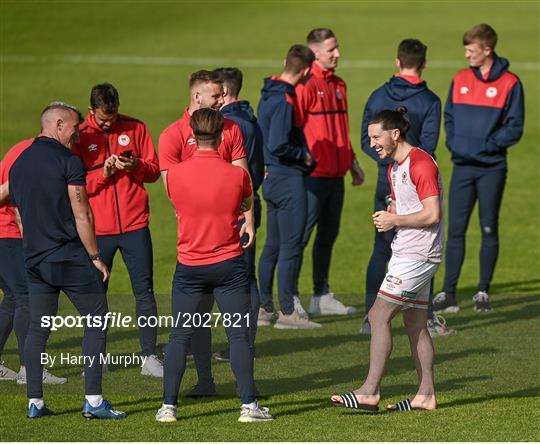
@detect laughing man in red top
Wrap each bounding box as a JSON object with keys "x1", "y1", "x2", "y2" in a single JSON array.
[
  {"x1": 295, "y1": 28, "x2": 365, "y2": 316},
  {"x1": 72, "y1": 83, "x2": 163, "y2": 378}
]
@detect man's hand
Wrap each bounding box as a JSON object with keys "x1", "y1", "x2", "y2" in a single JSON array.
[
  {"x1": 350, "y1": 161, "x2": 365, "y2": 186},
  {"x1": 239, "y1": 218, "x2": 255, "y2": 249},
  {"x1": 115, "y1": 155, "x2": 140, "y2": 171},
  {"x1": 305, "y1": 151, "x2": 313, "y2": 166},
  {"x1": 373, "y1": 210, "x2": 396, "y2": 232},
  {"x1": 387, "y1": 200, "x2": 396, "y2": 214},
  {"x1": 92, "y1": 258, "x2": 110, "y2": 282},
  {"x1": 103, "y1": 155, "x2": 118, "y2": 178}
]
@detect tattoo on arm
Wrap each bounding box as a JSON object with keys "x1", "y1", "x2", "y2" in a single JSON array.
[{"x1": 75, "y1": 186, "x2": 82, "y2": 203}]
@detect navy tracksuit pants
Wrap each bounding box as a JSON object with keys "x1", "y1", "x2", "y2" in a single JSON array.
[
  {"x1": 24, "y1": 243, "x2": 108, "y2": 398},
  {"x1": 97, "y1": 227, "x2": 157, "y2": 356},
  {"x1": 258, "y1": 174, "x2": 307, "y2": 315},
  {"x1": 0, "y1": 238, "x2": 29, "y2": 365},
  {"x1": 443, "y1": 165, "x2": 507, "y2": 294},
  {"x1": 295, "y1": 176, "x2": 344, "y2": 296},
  {"x1": 163, "y1": 256, "x2": 256, "y2": 405},
  {"x1": 191, "y1": 196, "x2": 261, "y2": 384}
]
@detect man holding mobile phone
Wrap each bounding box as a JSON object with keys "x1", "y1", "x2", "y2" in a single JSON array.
[{"x1": 72, "y1": 83, "x2": 163, "y2": 378}]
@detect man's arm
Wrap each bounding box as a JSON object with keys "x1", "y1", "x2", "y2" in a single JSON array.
[
  {"x1": 0, "y1": 181, "x2": 9, "y2": 207},
  {"x1": 233, "y1": 158, "x2": 255, "y2": 247},
  {"x1": 68, "y1": 184, "x2": 109, "y2": 281},
  {"x1": 419, "y1": 99, "x2": 442, "y2": 156},
  {"x1": 14, "y1": 207, "x2": 23, "y2": 235},
  {"x1": 444, "y1": 81, "x2": 455, "y2": 151},
  {"x1": 361, "y1": 95, "x2": 381, "y2": 163},
  {"x1": 268, "y1": 100, "x2": 309, "y2": 163},
  {"x1": 373, "y1": 195, "x2": 441, "y2": 232},
  {"x1": 125, "y1": 124, "x2": 161, "y2": 183}
]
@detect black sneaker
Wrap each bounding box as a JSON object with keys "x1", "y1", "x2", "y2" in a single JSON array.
[
  {"x1": 472, "y1": 291, "x2": 492, "y2": 312},
  {"x1": 432, "y1": 292, "x2": 460, "y2": 313},
  {"x1": 185, "y1": 381, "x2": 217, "y2": 398},
  {"x1": 212, "y1": 349, "x2": 230, "y2": 362}
]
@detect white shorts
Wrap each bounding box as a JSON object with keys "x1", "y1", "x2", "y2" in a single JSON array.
[{"x1": 377, "y1": 256, "x2": 439, "y2": 310}]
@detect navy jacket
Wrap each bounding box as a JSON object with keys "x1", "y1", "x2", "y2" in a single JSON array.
[
  {"x1": 257, "y1": 77, "x2": 315, "y2": 176},
  {"x1": 220, "y1": 100, "x2": 264, "y2": 192},
  {"x1": 361, "y1": 75, "x2": 441, "y2": 178},
  {"x1": 445, "y1": 54, "x2": 524, "y2": 168}
]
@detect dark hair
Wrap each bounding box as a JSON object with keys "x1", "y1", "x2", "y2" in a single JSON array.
[
  {"x1": 369, "y1": 107, "x2": 410, "y2": 138},
  {"x1": 189, "y1": 70, "x2": 222, "y2": 90},
  {"x1": 90, "y1": 83, "x2": 120, "y2": 114},
  {"x1": 307, "y1": 28, "x2": 335, "y2": 44},
  {"x1": 397, "y1": 38, "x2": 427, "y2": 70},
  {"x1": 190, "y1": 108, "x2": 224, "y2": 145},
  {"x1": 284, "y1": 44, "x2": 316, "y2": 74},
  {"x1": 41, "y1": 101, "x2": 83, "y2": 123},
  {"x1": 463, "y1": 23, "x2": 498, "y2": 49},
  {"x1": 213, "y1": 67, "x2": 243, "y2": 98}
]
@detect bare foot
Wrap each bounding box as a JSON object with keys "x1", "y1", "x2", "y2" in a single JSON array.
[
  {"x1": 331, "y1": 391, "x2": 380, "y2": 407},
  {"x1": 387, "y1": 394, "x2": 437, "y2": 410}
]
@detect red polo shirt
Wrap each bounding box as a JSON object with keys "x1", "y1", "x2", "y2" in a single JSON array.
[
  {"x1": 158, "y1": 109, "x2": 246, "y2": 171},
  {"x1": 167, "y1": 150, "x2": 252, "y2": 266},
  {"x1": 0, "y1": 138, "x2": 35, "y2": 238}
]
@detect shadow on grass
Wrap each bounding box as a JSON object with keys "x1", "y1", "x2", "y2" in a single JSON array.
[{"x1": 439, "y1": 386, "x2": 540, "y2": 409}]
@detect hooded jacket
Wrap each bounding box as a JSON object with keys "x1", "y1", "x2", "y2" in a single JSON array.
[
  {"x1": 445, "y1": 54, "x2": 524, "y2": 167},
  {"x1": 220, "y1": 100, "x2": 264, "y2": 191},
  {"x1": 72, "y1": 113, "x2": 160, "y2": 236},
  {"x1": 257, "y1": 77, "x2": 315, "y2": 176},
  {"x1": 361, "y1": 74, "x2": 441, "y2": 178}
]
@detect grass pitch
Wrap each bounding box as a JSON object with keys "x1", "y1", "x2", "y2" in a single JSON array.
[{"x1": 1, "y1": 1, "x2": 539, "y2": 441}]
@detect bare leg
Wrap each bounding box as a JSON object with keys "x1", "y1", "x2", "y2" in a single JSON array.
[
  {"x1": 331, "y1": 297, "x2": 400, "y2": 406},
  {"x1": 388, "y1": 308, "x2": 437, "y2": 410}
]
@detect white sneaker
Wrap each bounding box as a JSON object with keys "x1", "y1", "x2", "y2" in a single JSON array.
[
  {"x1": 0, "y1": 361, "x2": 18, "y2": 380},
  {"x1": 17, "y1": 367, "x2": 67, "y2": 385},
  {"x1": 257, "y1": 308, "x2": 277, "y2": 326},
  {"x1": 360, "y1": 315, "x2": 371, "y2": 335},
  {"x1": 427, "y1": 315, "x2": 457, "y2": 337},
  {"x1": 274, "y1": 309, "x2": 322, "y2": 329},
  {"x1": 141, "y1": 354, "x2": 164, "y2": 378},
  {"x1": 309, "y1": 293, "x2": 358, "y2": 315},
  {"x1": 155, "y1": 404, "x2": 177, "y2": 422},
  {"x1": 293, "y1": 296, "x2": 309, "y2": 319},
  {"x1": 238, "y1": 402, "x2": 274, "y2": 422}
]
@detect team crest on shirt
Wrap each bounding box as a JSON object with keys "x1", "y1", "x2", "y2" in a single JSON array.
[
  {"x1": 402, "y1": 171, "x2": 408, "y2": 184},
  {"x1": 460, "y1": 86, "x2": 469, "y2": 95},
  {"x1": 486, "y1": 87, "x2": 498, "y2": 98},
  {"x1": 317, "y1": 90, "x2": 324, "y2": 98},
  {"x1": 118, "y1": 134, "x2": 130, "y2": 146},
  {"x1": 336, "y1": 89, "x2": 343, "y2": 100},
  {"x1": 187, "y1": 137, "x2": 197, "y2": 145},
  {"x1": 87, "y1": 143, "x2": 98, "y2": 152}
]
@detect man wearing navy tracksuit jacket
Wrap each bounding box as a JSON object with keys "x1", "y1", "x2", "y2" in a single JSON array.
[
  {"x1": 361, "y1": 39, "x2": 443, "y2": 334},
  {"x1": 257, "y1": 45, "x2": 321, "y2": 329},
  {"x1": 433, "y1": 24, "x2": 524, "y2": 313}
]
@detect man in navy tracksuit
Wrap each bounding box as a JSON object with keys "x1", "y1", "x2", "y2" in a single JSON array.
[
  {"x1": 188, "y1": 67, "x2": 264, "y2": 396},
  {"x1": 433, "y1": 24, "x2": 524, "y2": 313},
  {"x1": 257, "y1": 45, "x2": 321, "y2": 329},
  {"x1": 361, "y1": 39, "x2": 451, "y2": 335}
]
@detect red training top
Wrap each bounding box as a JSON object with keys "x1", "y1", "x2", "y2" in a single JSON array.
[
  {"x1": 72, "y1": 113, "x2": 160, "y2": 235},
  {"x1": 167, "y1": 150, "x2": 252, "y2": 266},
  {"x1": 0, "y1": 138, "x2": 34, "y2": 239},
  {"x1": 158, "y1": 109, "x2": 246, "y2": 171},
  {"x1": 295, "y1": 62, "x2": 355, "y2": 177}
]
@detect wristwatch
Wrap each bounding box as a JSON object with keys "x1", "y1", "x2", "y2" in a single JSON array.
[{"x1": 89, "y1": 252, "x2": 102, "y2": 261}]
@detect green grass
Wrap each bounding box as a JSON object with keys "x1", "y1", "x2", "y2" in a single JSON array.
[{"x1": 1, "y1": 0, "x2": 539, "y2": 441}]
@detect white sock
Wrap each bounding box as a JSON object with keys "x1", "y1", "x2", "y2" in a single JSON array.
[
  {"x1": 241, "y1": 401, "x2": 257, "y2": 409},
  {"x1": 29, "y1": 398, "x2": 44, "y2": 409},
  {"x1": 162, "y1": 403, "x2": 175, "y2": 409},
  {"x1": 85, "y1": 395, "x2": 103, "y2": 408}
]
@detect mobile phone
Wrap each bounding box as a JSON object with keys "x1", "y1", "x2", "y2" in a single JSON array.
[{"x1": 120, "y1": 149, "x2": 133, "y2": 158}]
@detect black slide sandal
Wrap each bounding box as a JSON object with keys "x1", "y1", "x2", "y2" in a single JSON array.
[
  {"x1": 387, "y1": 399, "x2": 429, "y2": 412},
  {"x1": 331, "y1": 392, "x2": 379, "y2": 411}
]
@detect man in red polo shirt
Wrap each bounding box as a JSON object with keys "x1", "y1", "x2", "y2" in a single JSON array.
[
  {"x1": 72, "y1": 83, "x2": 163, "y2": 378},
  {"x1": 0, "y1": 137, "x2": 66, "y2": 385},
  {"x1": 295, "y1": 28, "x2": 365, "y2": 316},
  {"x1": 156, "y1": 108, "x2": 271, "y2": 423}
]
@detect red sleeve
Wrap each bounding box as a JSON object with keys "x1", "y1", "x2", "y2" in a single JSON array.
[
  {"x1": 131, "y1": 122, "x2": 160, "y2": 183},
  {"x1": 387, "y1": 164, "x2": 396, "y2": 200},
  {"x1": 410, "y1": 155, "x2": 440, "y2": 201},
  {"x1": 230, "y1": 122, "x2": 247, "y2": 161},
  {"x1": 158, "y1": 124, "x2": 181, "y2": 171},
  {"x1": 295, "y1": 82, "x2": 312, "y2": 126},
  {"x1": 242, "y1": 168, "x2": 252, "y2": 198}
]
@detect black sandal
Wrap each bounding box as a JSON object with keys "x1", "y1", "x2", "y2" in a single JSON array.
[
  {"x1": 331, "y1": 392, "x2": 379, "y2": 411},
  {"x1": 387, "y1": 399, "x2": 429, "y2": 412}
]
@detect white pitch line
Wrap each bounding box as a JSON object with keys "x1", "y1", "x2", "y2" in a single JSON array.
[{"x1": 1, "y1": 54, "x2": 539, "y2": 71}]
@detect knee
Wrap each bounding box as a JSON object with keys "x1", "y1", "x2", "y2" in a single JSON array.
[
  {"x1": 368, "y1": 303, "x2": 392, "y2": 326},
  {"x1": 480, "y1": 225, "x2": 499, "y2": 243}
]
